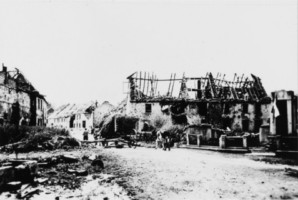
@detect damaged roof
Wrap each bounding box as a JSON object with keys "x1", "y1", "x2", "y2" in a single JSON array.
[
  {"x1": 127, "y1": 72, "x2": 271, "y2": 103},
  {"x1": 0, "y1": 65, "x2": 47, "y2": 102},
  {"x1": 48, "y1": 103, "x2": 95, "y2": 119}
]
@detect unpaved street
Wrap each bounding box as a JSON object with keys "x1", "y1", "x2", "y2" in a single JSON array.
[
  {"x1": 1, "y1": 146, "x2": 298, "y2": 200},
  {"x1": 102, "y1": 147, "x2": 298, "y2": 200}
]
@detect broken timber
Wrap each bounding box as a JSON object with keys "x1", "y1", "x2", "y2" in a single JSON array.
[{"x1": 127, "y1": 71, "x2": 270, "y2": 103}]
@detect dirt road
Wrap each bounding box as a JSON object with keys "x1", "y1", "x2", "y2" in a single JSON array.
[
  {"x1": 1, "y1": 146, "x2": 298, "y2": 200},
  {"x1": 102, "y1": 147, "x2": 298, "y2": 200}
]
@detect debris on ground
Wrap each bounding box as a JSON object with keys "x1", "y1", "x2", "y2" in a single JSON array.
[
  {"x1": 0, "y1": 127, "x2": 80, "y2": 154},
  {"x1": 285, "y1": 167, "x2": 298, "y2": 177},
  {"x1": 0, "y1": 152, "x2": 105, "y2": 197},
  {"x1": 0, "y1": 147, "x2": 135, "y2": 200}
]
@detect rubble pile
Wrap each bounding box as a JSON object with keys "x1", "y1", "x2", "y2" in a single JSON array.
[
  {"x1": 0, "y1": 129, "x2": 80, "y2": 153},
  {"x1": 0, "y1": 153, "x2": 105, "y2": 198}
]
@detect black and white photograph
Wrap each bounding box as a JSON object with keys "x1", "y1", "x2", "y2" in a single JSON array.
[{"x1": 0, "y1": 0, "x2": 297, "y2": 199}]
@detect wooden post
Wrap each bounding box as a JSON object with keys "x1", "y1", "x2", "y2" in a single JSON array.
[
  {"x1": 151, "y1": 74, "x2": 155, "y2": 97},
  {"x1": 196, "y1": 135, "x2": 201, "y2": 147},
  {"x1": 146, "y1": 73, "x2": 150, "y2": 96},
  {"x1": 287, "y1": 100, "x2": 292, "y2": 134},
  {"x1": 142, "y1": 72, "x2": 146, "y2": 94},
  {"x1": 243, "y1": 136, "x2": 248, "y2": 148},
  {"x1": 155, "y1": 76, "x2": 158, "y2": 96},
  {"x1": 171, "y1": 73, "x2": 176, "y2": 97},
  {"x1": 186, "y1": 133, "x2": 190, "y2": 145},
  {"x1": 139, "y1": 71, "x2": 142, "y2": 94},
  {"x1": 167, "y1": 73, "x2": 173, "y2": 96}
]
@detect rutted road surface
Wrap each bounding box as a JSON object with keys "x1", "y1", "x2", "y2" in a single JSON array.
[{"x1": 102, "y1": 147, "x2": 298, "y2": 200}]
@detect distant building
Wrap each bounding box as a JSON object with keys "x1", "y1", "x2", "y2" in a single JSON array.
[
  {"x1": 47, "y1": 103, "x2": 96, "y2": 130},
  {"x1": 0, "y1": 64, "x2": 48, "y2": 126}
]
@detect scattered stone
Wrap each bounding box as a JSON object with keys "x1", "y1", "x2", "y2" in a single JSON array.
[
  {"x1": 38, "y1": 162, "x2": 49, "y2": 168},
  {"x1": 99, "y1": 174, "x2": 116, "y2": 183},
  {"x1": 76, "y1": 170, "x2": 88, "y2": 176},
  {"x1": 20, "y1": 183, "x2": 30, "y2": 191},
  {"x1": 6, "y1": 181, "x2": 22, "y2": 191},
  {"x1": 88, "y1": 154, "x2": 97, "y2": 161},
  {"x1": 2, "y1": 162, "x2": 13, "y2": 167},
  {"x1": 82, "y1": 155, "x2": 89, "y2": 161},
  {"x1": 15, "y1": 161, "x2": 38, "y2": 183},
  {"x1": 57, "y1": 136, "x2": 65, "y2": 141},
  {"x1": 116, "y1": 144, "x2": 124, "y2": 148},
  {"x1": 285, "y1": 168, "x2": 298, "y2": 177},
  {"x1": 91, "y1": 157, "x2": 104, "y2": 171},
  {"x1": 62, "y1": 155, "x2": 79, "y2": 163},
  {"x1": 0, "y1": 166, "x2": 15, "y2": 189},
  {"x1": 47, "y1": 170, "x2": 57, "y2": 175},
  {"x1": 18, "y1": 188, "x2": 40, "y2": 199},
  {"x1": 36, "y1": 178, "x2": 48, "y2": 184},
  {"x1": 67, "y1": 169, "x2": 76, "y2": 174},
  {"x1": 92, "y1": 174, "x2": 101, "y2": 179}
]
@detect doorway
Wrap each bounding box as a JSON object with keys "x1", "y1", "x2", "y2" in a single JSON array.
[
  {"x1": 276, "y1": 100, "x2": 288, "y2": 136},
  {"x1": 69, "y1": 115, "x2": 75, "y2": 128}
]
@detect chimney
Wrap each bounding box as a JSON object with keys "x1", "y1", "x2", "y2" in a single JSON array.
[{"x1": 2, "y1": 63, "x2": 7, "y2": 72}]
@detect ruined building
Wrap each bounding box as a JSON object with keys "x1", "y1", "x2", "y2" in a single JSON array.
[
  {"x1": 0, "y1": 65, "x2": 48, "y2": 126},
  {"x1": 126, "y1": 72, "x2": 297, "y2": 148}
]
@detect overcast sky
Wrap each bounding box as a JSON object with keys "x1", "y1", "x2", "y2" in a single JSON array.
[{"x1": 0, "y1": 0, "x2": 297, "y2": 106}]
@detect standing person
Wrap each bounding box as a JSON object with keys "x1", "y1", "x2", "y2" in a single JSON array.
[
  {"x1": 163, "y1": 131, "x2": 171, "y2": 151},
  {"x1": 93, "y1": 128, "x2": 99, "y2": 146},
  {"x1": 155, "y1": 130, "x2": 164, "y2": 149},
  {"x1": 83, "y1": 128, "x2": 89, "y2": 141}
]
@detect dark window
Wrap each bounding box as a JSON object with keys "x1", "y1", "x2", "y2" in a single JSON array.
[
  {"x1": 82, "y1": 121, "x2": 86, "y2": 128},
  {"x1": 145, "y1": 104, "x2": 152, "y2": 114},
  {"x1": 242, "y1": 120, "x2": 249, "y2": 131},
  {"x1": 243, "y1": 104, "x2": 248, "y2": 113},
  {"x1": 255, "y1": 104, "x2": 261, "y2": 117},
  {"x1": 223, "y1": 118, "x2": 232, "y2": 129},
  {"x1": 189, "y1": 104, "x2": 197, "y2": 109},
  {"x1": 224, "y1": 104, "x2": 230, "y2": 114},
  {"x1": 198, "y1": 102, "x2": 207, "y2": 116}
]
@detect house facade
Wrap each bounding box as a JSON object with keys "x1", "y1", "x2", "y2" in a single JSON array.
[
  {"x1": 0, "y1": 65, "x2": 48, "y2": 126},
  {"x1": 47, "y1": 103, "x2": 96, "y2": 131}
]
